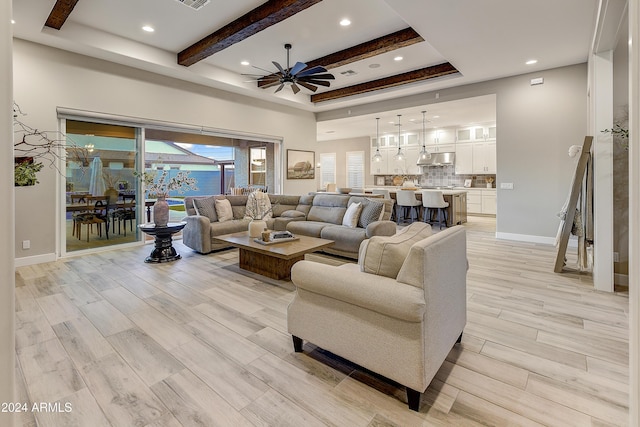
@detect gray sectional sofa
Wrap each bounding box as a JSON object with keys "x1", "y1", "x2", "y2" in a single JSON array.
[{"x1": 181, "y1": 193, "x2": 396, "y2": 259}]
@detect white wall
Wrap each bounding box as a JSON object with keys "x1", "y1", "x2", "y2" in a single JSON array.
[
  {"x1": 316, "y1": 136, "x2": 370, "y2": 188},
  {"x1": 13, "y1": 39, "x2": 319, "y2": 261},
  {"x1": 317, "y1": 64, "x2": 588, "y2": 242},
  {"x1": 1, "y1": 2, "x2": 15, "y2": 425}
]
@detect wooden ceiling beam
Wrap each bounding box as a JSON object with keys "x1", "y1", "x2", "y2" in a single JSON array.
[
  {"x1": 257, "y1": 27, "x2": 423, "y2": 89},
  {"x1": 178, "y1": 0, "x2": 323, "y2": 67},
  {"x1": 45, "y1": 0, "x2": 81, "y2": 30},
  {"x1": 310, "y1": 62, "x2": 459, "y2": 103}
]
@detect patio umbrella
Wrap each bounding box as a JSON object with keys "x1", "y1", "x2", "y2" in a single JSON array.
[{"x1": 88, "y1": 157, "x2": 105, "y2": 196}]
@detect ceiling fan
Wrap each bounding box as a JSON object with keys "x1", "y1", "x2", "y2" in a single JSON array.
[{"x1": 244, "y1": 43, "x2": 335, "y2": 94}]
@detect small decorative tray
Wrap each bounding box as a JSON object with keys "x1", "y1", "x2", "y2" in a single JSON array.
[{"x1": 254, "y1": 236, "x2": 299, "y2": 245}]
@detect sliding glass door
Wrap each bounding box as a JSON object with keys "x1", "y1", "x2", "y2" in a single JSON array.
[{"x1": 64, "y1": 121, "x2": 140, "y2": 253}]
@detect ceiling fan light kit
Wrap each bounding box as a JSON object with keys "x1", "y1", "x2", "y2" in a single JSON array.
[{"x1": 246, "y1": 43, "x2": 335, "y2": 95}]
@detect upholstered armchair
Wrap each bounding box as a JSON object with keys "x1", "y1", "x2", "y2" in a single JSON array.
[{"x1": 287, "y1": 223, "x2": 467, "y2": 411}]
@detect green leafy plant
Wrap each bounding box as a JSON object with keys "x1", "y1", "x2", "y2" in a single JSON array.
[{"x1": 14, "y1": 160, "x2": 43, "y2": 186}]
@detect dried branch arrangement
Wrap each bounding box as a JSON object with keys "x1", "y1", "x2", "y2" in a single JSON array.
[{"x1": 13, "y1": 102, "x2": 87, "y2": 185}]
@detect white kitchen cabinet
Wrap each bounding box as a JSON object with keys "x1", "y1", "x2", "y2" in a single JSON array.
[
  {"x1": 465, "y1": 188, "x2": 496, "y2": 215},
  {"x1": 457, "y1": 124, "x2": 496, "y2": 142},
  {"x1": 425, "y1": 143, "x2": 456, "y2": 154},
  {"x1": 371, "y1": 147, "x2": 408, "y2": 175},
  {"x1": 402, "y1": 133, "x2": 420, "y2": 146},
  {"x1": 472, "y1": 141, "x2": 496, "y2": 174},
  {"x1": 455, "y1": 143, "x2": 473, "y2": 174},
  {"x1": 403, "y1": 146, "x2": 421, "y2": 175},
  {"x1": 372, "y1": 135, "x2": 407, "y2": 174},
  {"x1": 466, "y1": 191, "x2": 482, "y2": 214},
  {"x1": 482, "y1": 191, "x2": 497, "y2": 214},
  {"x1": 426, "y1": 127, "x2": 456, "y2": 145}
]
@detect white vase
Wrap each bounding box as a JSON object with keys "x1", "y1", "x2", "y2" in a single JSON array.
[
  {"x1": 486, "y1": 183, "x2": 493, "y2": 188},
  {"x1": 248, "y1": 219, "x2": 267, "y2": 238}
]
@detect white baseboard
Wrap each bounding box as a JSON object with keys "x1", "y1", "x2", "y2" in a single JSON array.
[
  {"x1": 495, "y1": 232, "x2": 578, "y2": 247},
  {"x1": 15, "y1": 253, "x2": 57, "y2": 268}
]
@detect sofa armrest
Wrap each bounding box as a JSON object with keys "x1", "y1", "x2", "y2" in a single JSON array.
[
  {"x1": 365, "y1": 220, "x2": 397, "y2": 238},
  {"x1": 182, "y1": 215, "x2": 213, "y2": 254},
  {"x1": 291, "y1": 261, "x2": 425, "y2": 322}
]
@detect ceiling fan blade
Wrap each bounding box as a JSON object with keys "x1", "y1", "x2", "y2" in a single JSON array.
[
  {"x1": 272, "y1": 61, "x2": 286, "y2": 75},
  {"x1": 296, "y1": 66, "x2": 328, "y2": 77},
  {"x1": 251, "y1": 64, "x2": 277, "y2": 74},
  {"x1": 299, "y1": 73, "x2": 335, "y2": 80},
  {"x1": 291, "y1": 82, "x2": 301, "y2": 94},
  {"x1": 289, "y1": 61, "x2": 307, "y2": 76},
  {"x1": 274, "y1": 83, "x2": 285, "y2": 93},
  {"x1": 296, "y1": 81, "x2": 318, "y2": 92},
  {"x1": 257, "y1": 75, "x2": 280, "y2": 82},
  {"x1": 299, "y1": 78, "x2": 331, "y2": 87}
]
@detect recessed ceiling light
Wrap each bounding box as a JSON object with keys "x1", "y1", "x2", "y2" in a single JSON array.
[
  {"x1": 142, "y1": 25, "x2": 155, "y2": 32},
  {"x1": 394, "y1": 56, "x2": 403, "y2": 61},
  {"x1": 340, "y1": 18, "x2": 351, "y2": 26},
  {"x1": 369, "y1": 63, "x2": 380, "y2": 69},
  {"x1": 11, "y1": 19, "x2": 15, "y2": 24},
  {"x1": 241, "y1": 60, "x2": 250, "y2": 66},
  {"x1": 432, "y1": 115, "x2": 440, "y2": 119},
  {"x1": 525, "y1": 59, "x2": 537, "y2": 65},
  {"x1": 326, "y1": 130, "x2": 335, "y2": 134}
]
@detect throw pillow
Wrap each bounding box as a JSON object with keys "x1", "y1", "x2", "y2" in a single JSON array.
[
  {"x1": 342, "y1": 202, "x2": 362, "y2": 228},
  {"x1": 215, "y1": 198, "x2": 234, "y2": 222},
  {"x1": 358, "y1": 199, "x2": 385, "y2": 228},
  {"x1": 359, "y1": 222, "x2": 433, "y2": 279},
  {"x1": 244, "y1": 191, "x2": 273, "y2": 220},
  {"x1": 193, "y1": 196, "x2": 218, "y2": 222}
]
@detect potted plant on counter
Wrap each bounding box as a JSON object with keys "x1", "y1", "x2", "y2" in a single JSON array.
[{"x1": 485, "y1": 176, "x2": 495, "y2": 188}]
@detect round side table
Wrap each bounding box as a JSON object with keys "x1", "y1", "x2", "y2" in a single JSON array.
[{"x1": 138, "y1": 222, "x2": 186, "y2": 263}]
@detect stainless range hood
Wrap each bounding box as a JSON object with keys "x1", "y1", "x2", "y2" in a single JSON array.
[{"x1": 417, "y1": 151, "x2": 455, "y2": 167}]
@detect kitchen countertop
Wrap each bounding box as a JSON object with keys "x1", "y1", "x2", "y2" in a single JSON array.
[
  {"x1": 365, "y1": 187, "x2": 469, "y2": 195},
  {"x1": 365, "y1": 186, "x2": 495, "y2": 192}
]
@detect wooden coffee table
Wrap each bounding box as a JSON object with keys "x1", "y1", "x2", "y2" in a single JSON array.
[{"x1": 213, "y1": 231, "x2": 334, "y2": 280}]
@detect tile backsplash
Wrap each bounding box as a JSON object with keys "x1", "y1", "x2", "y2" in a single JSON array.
[{"x1": 375, "y1": 165, "x2": 496, "y2": 188}]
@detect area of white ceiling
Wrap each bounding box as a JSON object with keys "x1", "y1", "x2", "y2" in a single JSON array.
[
  {"x1": 316, "y1": 94, "x2": 496, "y2": 141},
  {"x1": 11, "y1": 0, "x2": 597, "y2": 138}
]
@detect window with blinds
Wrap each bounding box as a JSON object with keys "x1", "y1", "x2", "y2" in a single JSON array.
[
  {"x1": 319, "y1": 153, "x2": 336, "y2": 189},
  {"x1": 346, "y1": 151, "x2": 364, "y2": 189}
]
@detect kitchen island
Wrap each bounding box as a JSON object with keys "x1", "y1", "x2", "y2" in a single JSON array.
[{"x1": 366, "y1": 187, "x2": 468, "y2": 227}]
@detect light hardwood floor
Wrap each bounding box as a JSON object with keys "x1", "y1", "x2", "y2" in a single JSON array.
[{"x1": 15, "y1": 217, "x2": 629, "y2": 426}]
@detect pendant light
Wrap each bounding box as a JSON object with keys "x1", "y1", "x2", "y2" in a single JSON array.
[
  {"x1": 393, "y1": 114, "x2": 405, "y2": 161},
  {"x1": 372, "y1": 117, "x2": 383, "y2": 162},
  {"x1": 417, "y1": 110, "x2": 432, "y2": 165}
]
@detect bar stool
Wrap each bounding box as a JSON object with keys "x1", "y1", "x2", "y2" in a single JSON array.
[
  {"x1": 422, "y1": 190, "x2": 449, "y2": 229},
  {"x1": 396, "y1": 189, "x2": 422, "y2": 224}
]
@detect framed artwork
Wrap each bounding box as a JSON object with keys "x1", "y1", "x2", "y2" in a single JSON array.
[
  {"x1": 287, "y1": 149, "x2": 315, "y2": 179},
  {"x1": 463, "y1": 179, "x2": 472, "y2": 188}
]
